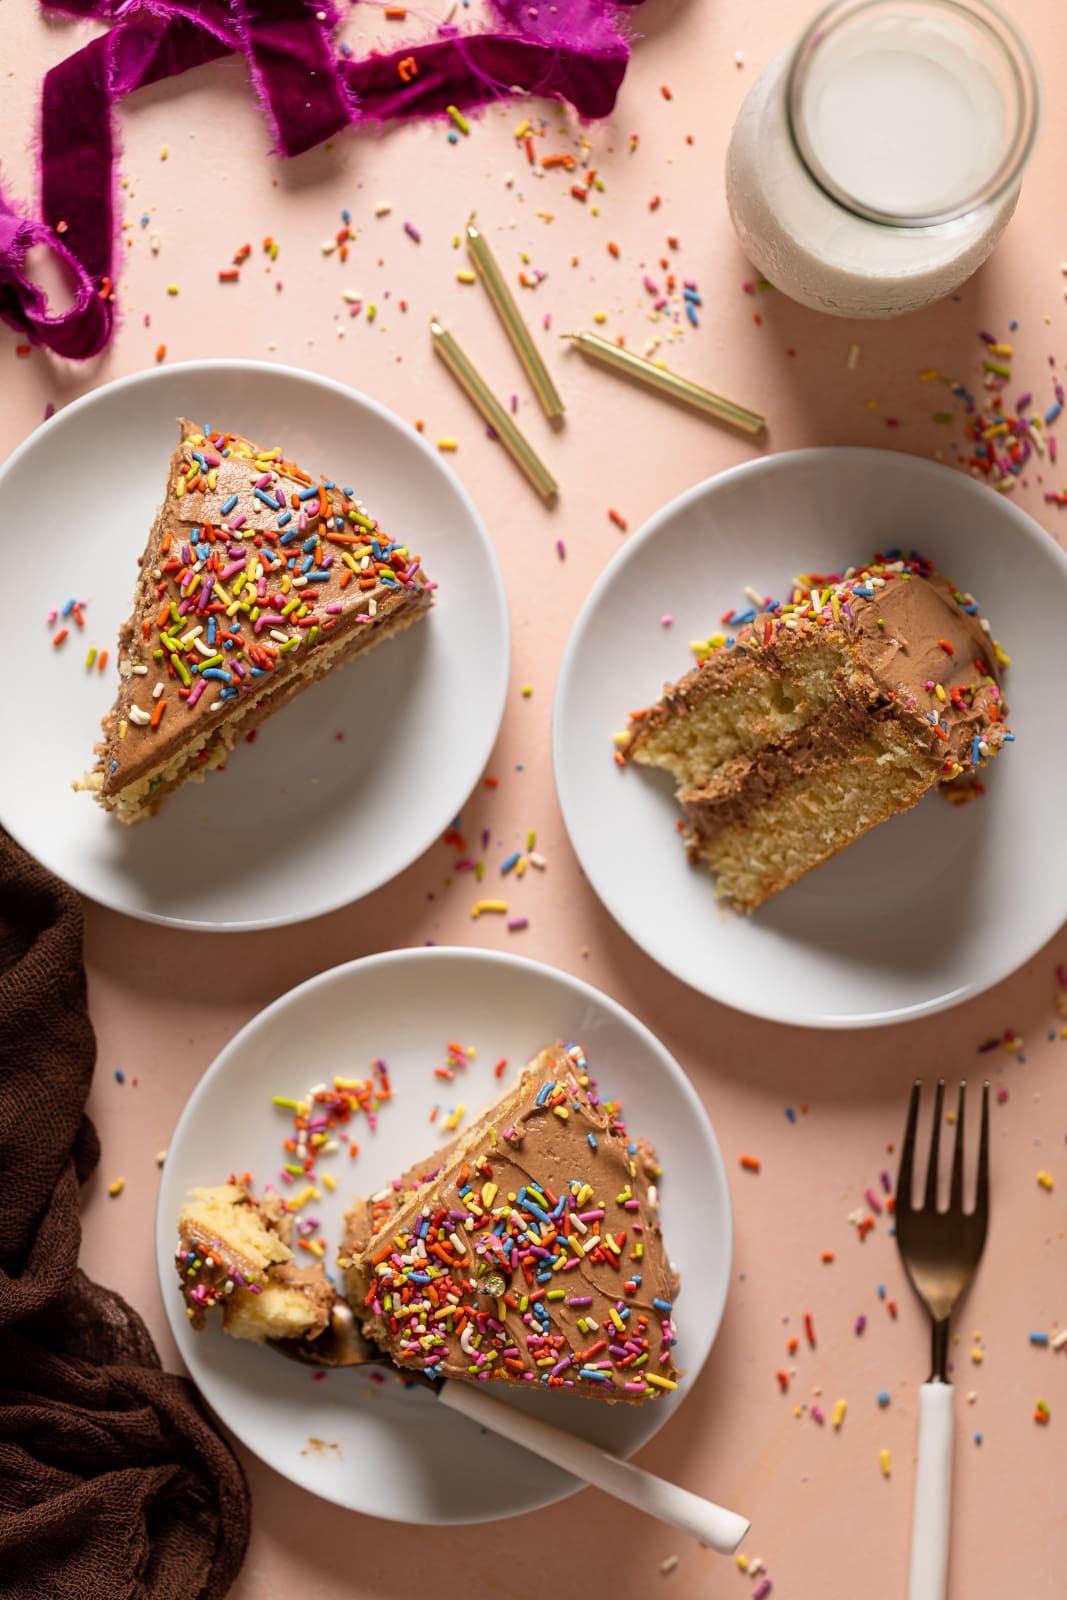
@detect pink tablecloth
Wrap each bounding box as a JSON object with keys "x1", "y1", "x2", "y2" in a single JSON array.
[{"x1": 2, "y1": 1, "x2": 1065, "y2": 1594}]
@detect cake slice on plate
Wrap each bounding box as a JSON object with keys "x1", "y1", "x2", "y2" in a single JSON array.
[
  {"x1": 77, "y1": 419, "x2": 433, "y2": 823},
  {"x1": 623, "y1": 554, "x2": 1011, "y2": 910},
  {"x1": 176, "y1": 1182, "x2": 335, "y2": 1343},
  {"x1": 341, "y1": 1043, "x2": 681, "y2": 1403}
]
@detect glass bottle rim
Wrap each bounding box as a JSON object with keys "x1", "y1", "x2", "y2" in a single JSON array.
[{"x1": 785, "y1": 0, "x2": 1042, "y2": 229}]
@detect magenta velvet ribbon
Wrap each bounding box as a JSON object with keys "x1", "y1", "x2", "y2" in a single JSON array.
[{"x1": 0, "y1": 0, "x2": 639, "y2": 361}]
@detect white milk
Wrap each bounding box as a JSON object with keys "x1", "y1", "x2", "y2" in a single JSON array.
[{"x1": 725, "y1": 1, "x2": 1039, "y2": 318}]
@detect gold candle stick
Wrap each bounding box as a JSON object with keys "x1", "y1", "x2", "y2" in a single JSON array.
[
  {"x1": 561, "y1": 331, "x2": 765, "y2": 436},
  {"x1": 466, "y1": 218, "x2": 564, "y2": 421},
  {"x1": 430, "y1": 317, "x2": 558, "y2": 501}
]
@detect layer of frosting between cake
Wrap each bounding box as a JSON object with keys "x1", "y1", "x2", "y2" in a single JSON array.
[{"x1": 680, "y1": 699, "x2": 971, "y2": 843}]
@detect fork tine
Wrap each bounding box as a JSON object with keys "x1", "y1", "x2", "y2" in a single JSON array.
[
  {"x1": 974, "y1": 1080, "x2": 991, "y2": 1221},
  {"x1": 897, "y1": 1079, "x2": 922, "y2": 1212},
  {"x1": 924, "y1": 1078, "x2": 946, "y2": 1211},
  {"x1": 948, "y1": 1081, "x2": 966, "y2": 1212}
]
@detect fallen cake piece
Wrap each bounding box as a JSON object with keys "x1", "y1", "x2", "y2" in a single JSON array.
[
  {"x1": 343, "y1": 1044, "x2": 680, "y2": 1403},
  {"x1": 177, "y1": 1183, "x2": 334, "y2": 1343},
  {"x1": 624, "y1": 554, "x2": 1011, "y2": 910},
  {"x1": 77, "y1": 419, "x2": 433, "y2": 822}
]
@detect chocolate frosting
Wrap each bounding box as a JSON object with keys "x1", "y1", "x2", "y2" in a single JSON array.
[
  {"x1": 340, "y1": 1134, "x2": 470, "y2": 1263},
  {"x1": 350, "y1": 1045, "x2": 681, "y2": 1404}
]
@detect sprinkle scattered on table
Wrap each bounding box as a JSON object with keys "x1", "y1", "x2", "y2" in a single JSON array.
[{"x1": 471, "y1": 899, "x2": 508, "y2": 917}]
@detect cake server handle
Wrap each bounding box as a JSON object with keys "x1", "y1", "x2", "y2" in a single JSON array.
[{"x1": 436, "y1": 1380, "x2": 750, "y2": 1554}]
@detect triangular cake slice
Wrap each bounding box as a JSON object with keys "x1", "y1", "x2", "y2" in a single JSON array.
[
  {"x1": 343, "y1": 1044, "x2": 681, "y2": 1403},
  {"x1": 78, "y1": 419, "x2": 433, "y2": 822},
  {"x1": 177, "y1": 1182, "x2": 335, "y2": 1343}
]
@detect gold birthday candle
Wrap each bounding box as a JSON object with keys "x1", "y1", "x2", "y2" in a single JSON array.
[
  {"x1": 466, "y1": 217, "x2": 564, "y2": 421},
  {"x1": 561, "y1": 331, "x2": 765, "y2": 435},
  {"x1": 430, "y1": 317, "x2": 558, "y2": 501}
]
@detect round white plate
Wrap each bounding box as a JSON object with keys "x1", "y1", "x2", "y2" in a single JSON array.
[
  {"x1": 554, "y1": 448, "x2": 1067, "y2": 1028},
  {"x1": 0, "y1": 363, "x2": 508, "y2": 929},
  {"x1": 156, "y1": 947, "x2": 732, "y2": 1523}
]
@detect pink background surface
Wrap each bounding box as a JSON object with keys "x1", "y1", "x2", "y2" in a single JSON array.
[{"x1": 3, "y1": 1, "x2": 1066, "y2": 1595}]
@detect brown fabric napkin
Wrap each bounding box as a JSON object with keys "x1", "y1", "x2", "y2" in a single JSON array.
[{"x1": 0, "y1": 832, "x2": 250, "y2": 1600}]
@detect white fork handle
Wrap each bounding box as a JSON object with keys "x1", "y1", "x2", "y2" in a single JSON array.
[
  {"x1": 437, "y1": 1380, "x2": 750, "y2": 1554},
  {"x1": 909, "y1": 1381, "x2": 954, "y2": 1600}
]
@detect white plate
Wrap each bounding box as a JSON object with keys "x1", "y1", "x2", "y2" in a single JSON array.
[
  {"x1": 0, "y1": 363, "x2": 508, "y2": 929},
  {"x1": 554, "y1": 448, "x2": 1067, "y2": 1028},
  {"x1": 156, "y1": 947, "x2": 732, "y2": 1523}
]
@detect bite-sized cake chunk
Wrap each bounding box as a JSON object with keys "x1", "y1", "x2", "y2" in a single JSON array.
[
  {"x1": 624, "y1": 554, "x2": 1011, "y2": 909},
  {"x1": 344, "y1": 1044, "x2": 681, "y2": 1403},
  {"x1": 176, "y1": 1183, "x2": 334, "y2": 1343},
  {"x1": 77, "y1": 419, "x2": 433, "y2": 822}
]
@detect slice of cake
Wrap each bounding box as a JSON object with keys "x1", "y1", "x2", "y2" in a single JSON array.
[
  {"x1": 177, "y1": 1183, "x2": 335, "y2": 1343},
  {"x1": 623, "y1": 554, "x2": 1011, "y2": 910},
  {"x1": 78, "y1": 419, "x2": 433, "y2": 822},
  {"x1": 343, "y1": 1044, "x2": 681, "y2": 1403}
]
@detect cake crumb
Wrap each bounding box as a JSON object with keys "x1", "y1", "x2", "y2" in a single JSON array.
[{"x1": 301, "y1": 1437, "x2": 343, "y2": 1458}]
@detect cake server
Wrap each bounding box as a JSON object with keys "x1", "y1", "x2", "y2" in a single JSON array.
[
  {"x1": 894, "y1": 1079, "x2": 990, "y2": 1600},
  {"x1": 274, "y1": 1300, "x2": 750, "y2": 1553}
]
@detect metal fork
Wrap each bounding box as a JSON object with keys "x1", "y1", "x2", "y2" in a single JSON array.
[{"x1": 895, "y1": 1079, "x2": 990, "y2": 1600}]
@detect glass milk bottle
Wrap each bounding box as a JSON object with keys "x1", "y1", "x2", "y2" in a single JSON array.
[{"x1": 725, "y1": 0, "x2": 1040, "y2": 318}]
